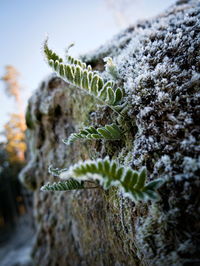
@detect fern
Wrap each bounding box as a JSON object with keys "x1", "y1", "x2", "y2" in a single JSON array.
[
  {"x1": 57, "y1": 158, "x2": 163, "y2": 202},
  {"x1": 63, "y1": 124, "x2": 122, "y2": 145},
  {"x1": 43, "y1": 40, "x2": 124, "y2": 110},
  {"x1": 44, "y1": 39, "x2": 63, "y2": 63},
  {"x1": 41, "y1": 179, "x2": 84, "y2": 191},
  {"x1": 41, "y1": 40, "x2": 164, "y2": 203},
  {"x1": 104, "y1": 57, "x2": 118, "y2": 79},
  {"x1": 120, "y1": 167, "x2": 163, "y2": 201}
]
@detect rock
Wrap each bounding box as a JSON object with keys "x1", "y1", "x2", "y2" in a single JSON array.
[{"x1": 20, "y1": 0, "x2": 200, "y2": 265}]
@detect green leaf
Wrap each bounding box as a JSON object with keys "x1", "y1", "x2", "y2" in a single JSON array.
[
  {"x1": 41, "y1": 179, "x2": 84, "y2": 191},
  {"x1": 88, "y1": 71, "x2": 93, "y2": 86},
  {"x1": 106, "y1": 87, "x2": 115, "y2": 105},
  {"x1": 45, "y1": 158, "x2": 164, "y2": 203},
  {"x1": 134, "y1": 167, "x2": 147, "y2": 190},
  {"x1": 103, "y1": 81, "x2": 114, "y2": 90},
  {"x1": 114, "y1": 88, "x2": 123, "y2": 104},
  {"x1": 98, "y1": 87, "x2": 107, "y2": 101},
  {"x1": 123, "y1": 169, "x2": 133, "y2": 186},
  {"x1": 44, "y1": 40, "x2": 126, "y2": 110},
  {"x1": 115, "y1": 167, "x2": 124, "y2": 180},
  {"x1": 143, "y1": 190, "x2": 159, "y2": 200},
  {"x1": 129, "y1": 172, "x2": 138, "y2": 188},
  {"x1": 87, "y1": 126, "x2": 97, "y2": 134},
  {"x1": 54, "y1": 60, "x2": 60, "y2": 72},
  {"x1": 103, "y1": 159, "x2": 111, "y2": 175},
  {"x1": 144, "y1": 179, "x2": 163, "y2": 190},
  {"x1": 98, "y1": 77, "x2": 104, "y2": 90},
  {"x1": 64, "y1": 65, "x2": 74, "y2": 82},
  {"x1": 97, "y1": 128, "x2": 112, "y2": 139},
  {"x1": 91, "y1": 134, "x2": 102, "y2": 139},
  {"x1": 74, "y1": 66, "x2": 82, "y2": 86},
  {"x1": 90, "y1": 75, "x2": 99, "y2": 95},
  {"x1": 63, "y1": 124, "x2": 122, "y2": 144},
  {"x1": 44, "y1": 38, "x2": 63, "y2": 63},
  {"x1": 82, "y1": 70, "x2": 89, "y2": 89},
  {"x1": 104, "y1": 124, "x2": 121, "y2": 138},
  {"x1": 59, "y1": 64, "x2": 65, "y2": 76},
  {"x1": 87, "y1": 65, "x2": 92, "y2": 71}
]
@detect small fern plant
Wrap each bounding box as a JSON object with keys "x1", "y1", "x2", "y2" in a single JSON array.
[
  {"x1": 63, "y1": 124, "x2": 122, "y2": 145},
  {"x1": 41, "y1": 158, "x2": 163, "y2": 202},
  {"x1": 41, "y1": 39, "x2": 164, "y2": 204},
  {"x1": 44, "y1": 39, "x2": 125, "y2": 113}
]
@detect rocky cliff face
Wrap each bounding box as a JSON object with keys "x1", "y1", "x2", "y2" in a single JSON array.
[{"x1": 20, "y1": 0, "x2": 200, "y2": 265}]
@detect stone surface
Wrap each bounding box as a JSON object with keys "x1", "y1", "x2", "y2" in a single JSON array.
[{"x1": 20, "y1": 0, "x2": 200, "y2": 265}]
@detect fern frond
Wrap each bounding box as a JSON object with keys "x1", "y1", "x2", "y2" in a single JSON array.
[
  {"x1": 63, "y1": 124, "x2": 122, "y2": 145},
  {"x1": 41, "y1": 179, "x2": 84, "y2": 191},
  {"x1": 44, "y1": 38, "x2": 63, "y2": 64},
  {"x1": 66, "y1": 55, "x2": 90, "y2": 71},
  {"x1": 104, "y1": 57, "x2": 118, "y2": 79},
  {"x1": 43, "y1": 41, "x2": 124, "y2": 110},
  {"x1": 58, "y1": 158, "x2": 163, "y2": 202},
  {"x1": 121, "y1": 167, "x2": 163, "y2": 201}
]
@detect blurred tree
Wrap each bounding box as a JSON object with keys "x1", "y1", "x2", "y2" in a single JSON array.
[
  {"x1": 4, "y1": 114, "x2": 26, "y2": 162},
  {"x1": 1, "y1": 65, "x2": 22, "y2": 108},
  {"x1": 1, "y1": 65, "x2": 26, "y2": 163}
]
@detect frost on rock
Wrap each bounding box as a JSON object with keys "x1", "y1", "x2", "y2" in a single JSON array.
[
  {"x1": 22, "y1": 0, "x2": 200, "y2": 265},
  {"x1": 83, "y1": 0, "x2": 200, "y2": 264}
]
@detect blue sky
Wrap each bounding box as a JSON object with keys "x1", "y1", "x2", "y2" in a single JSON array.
[{"x1": 0, "y1": 0, "x2": 176, "y2": 134}]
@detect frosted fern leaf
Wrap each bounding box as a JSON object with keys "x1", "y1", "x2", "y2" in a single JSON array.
[
  {"x1": 57, "y1": 158, "x2": 163, "y2": 202},
  {"x1": 43, "y1": 40, "x2": 124, "y2": 109},
  {"x1": 63, "y1": 124, "x2": 122, "y2": 145}
]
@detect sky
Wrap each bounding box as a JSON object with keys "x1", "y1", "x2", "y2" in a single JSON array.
[{"x1": 0, "y1": 0, "x2": 176, "y2": 135}]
